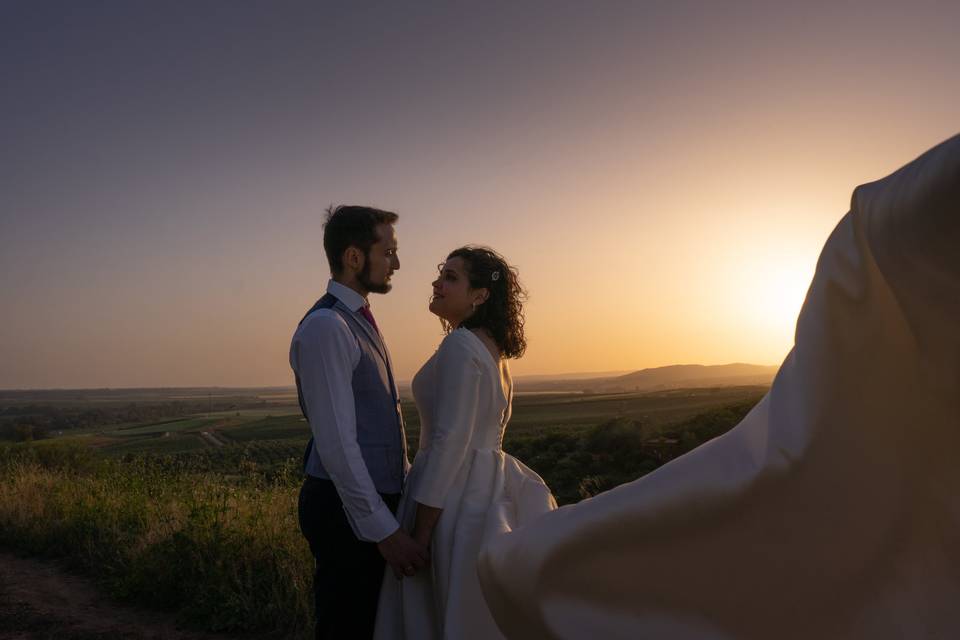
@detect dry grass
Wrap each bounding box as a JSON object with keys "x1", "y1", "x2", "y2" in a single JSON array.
[{"x1": 0, "y1": 443, "x2": 314, "y2": 637}]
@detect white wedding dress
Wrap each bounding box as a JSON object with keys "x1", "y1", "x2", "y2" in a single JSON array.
[
  {"x1": 374, "y1": 328, "x2": 557, "y2": 640},
  {"x1": 478, "y1": 132, "x2": 960, "y2": 639}
]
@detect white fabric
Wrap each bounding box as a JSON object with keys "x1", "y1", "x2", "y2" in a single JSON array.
[
  {"x1": 478, "y1": 133, "x2": 960, "y2": 639},
  {"x1": 374, "y1": 328, "x2": 557, "y2": 639},
  {"x1": 289, "y1": 279, "x2": 399, "y2": 543}
]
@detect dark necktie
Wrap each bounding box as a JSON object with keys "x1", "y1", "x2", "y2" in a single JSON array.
[{"x1": 359, "y1": 304, "x2": 380, "y2": 334}]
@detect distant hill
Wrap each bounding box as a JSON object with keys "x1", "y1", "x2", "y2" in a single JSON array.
[{"x1": 513, "y1": 363, "x2": 777, "y2": 393}]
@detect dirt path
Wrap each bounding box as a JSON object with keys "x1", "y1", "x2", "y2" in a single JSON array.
[{"x1": 0, "y1": 551, "x2": 233, "y2": 640}]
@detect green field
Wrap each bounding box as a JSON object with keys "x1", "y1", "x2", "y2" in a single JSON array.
[
  {"x1": 105, "y1": 416, "x2": 218, "y2": 436},
  {"x1": 220, "y1": 415, "x2": 307, "y2": 442},
  {"x1": 507, "y1": 386, "x2": 764, "y2": 430},
  {"x1": 101, "y1": 432, "x2": 211, "y2": 455},
  {"x1": 22, "y1": 386, "x2": 763, "y2": 461},
  {"x1": 18, "y1": 385, "x2": 766, "y2": 463}
]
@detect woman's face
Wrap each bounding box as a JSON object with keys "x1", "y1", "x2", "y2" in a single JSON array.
[{"x1": 430, "y1": 256, "x2": 485, "y2": 326}]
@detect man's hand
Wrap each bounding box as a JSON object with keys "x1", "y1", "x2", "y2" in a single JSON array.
[{"x1": 377, "y1": 528, "x2": 429, "y2": 579}]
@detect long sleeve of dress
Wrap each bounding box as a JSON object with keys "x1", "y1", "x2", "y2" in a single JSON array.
[{"x1": 412, "y1": 331, "x2": 482, "y2": 509}]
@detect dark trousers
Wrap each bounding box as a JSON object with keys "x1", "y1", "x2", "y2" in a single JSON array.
[{"x1": 298, "y1": 476, "x2": 400, "y2": 640}]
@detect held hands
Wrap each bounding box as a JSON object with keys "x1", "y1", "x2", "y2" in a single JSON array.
[{"x1": 377, "y1": 528, "x2": 429, "y2": 579}]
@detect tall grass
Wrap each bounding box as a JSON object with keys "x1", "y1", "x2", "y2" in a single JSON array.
[{"x1": 0, "y1": 442, "x2": 313, "y2": 636}]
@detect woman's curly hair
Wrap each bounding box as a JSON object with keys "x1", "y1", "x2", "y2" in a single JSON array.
[{"x1": 445, "y1": 246, "x2": 527, "y2": 359}]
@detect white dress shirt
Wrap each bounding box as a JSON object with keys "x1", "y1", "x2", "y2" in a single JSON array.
[{"x1": 290, "y1": 280, "x2": 400, "y2": 543}]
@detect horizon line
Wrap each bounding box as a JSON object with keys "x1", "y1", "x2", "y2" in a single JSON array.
[{"x1": 0, "y1": 362, "x2": 781, "y2": 393}]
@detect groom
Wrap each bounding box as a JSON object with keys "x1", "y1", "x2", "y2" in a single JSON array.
[{"x1": 291, "y1": 205, "x2": 428, "y2": 640}]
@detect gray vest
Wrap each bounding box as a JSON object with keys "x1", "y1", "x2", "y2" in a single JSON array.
[{"x1": 297, "y1": 294, "x2": 407, "y2": 494}]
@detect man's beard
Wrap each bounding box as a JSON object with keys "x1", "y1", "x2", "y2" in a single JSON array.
[{"x1": 358, "y1": 259, "x2": 391, "y2": 294}]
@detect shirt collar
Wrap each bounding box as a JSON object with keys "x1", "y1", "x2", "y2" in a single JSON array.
[{"x1": 326, "y1": 280, "x2": 368, "y2": 312}]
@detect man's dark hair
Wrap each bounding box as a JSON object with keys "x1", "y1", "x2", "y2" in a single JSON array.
[{"x1": 323, "y1": 205, "x2": 399, "y2": 275}]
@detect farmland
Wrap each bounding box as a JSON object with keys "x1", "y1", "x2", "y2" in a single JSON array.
[{"x1": 2, "y1": 385, "x2": 764, "y2": 452}]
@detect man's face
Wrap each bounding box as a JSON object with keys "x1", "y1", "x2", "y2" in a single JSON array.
[{"x1": 358, "y1": 223, "x2": 399, "y2": 294}]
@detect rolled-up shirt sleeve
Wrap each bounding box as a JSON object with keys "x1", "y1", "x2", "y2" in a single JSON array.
[
  {"x1": 412, "y1": 331, "x2": 482, "y2": 508},
  {"x1": 291, "y1": 311, "x2": 399, "y2": 543}
]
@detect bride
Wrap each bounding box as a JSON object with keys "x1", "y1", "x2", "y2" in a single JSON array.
[{"x1": 373, "y1": 246, "x2": 557, "y2": 639}]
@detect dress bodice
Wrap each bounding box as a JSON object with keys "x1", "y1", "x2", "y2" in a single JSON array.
[{"x1": 411, "y1": 328, "x2": 512, "y2": 453}]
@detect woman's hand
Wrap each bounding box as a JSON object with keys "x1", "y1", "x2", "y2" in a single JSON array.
[
  {"x1": 412, "y1": 526, "x2": 432, "y2": 550},
  {"x1": 413, "y1": 502, "x2": 443, "y2": 552}
]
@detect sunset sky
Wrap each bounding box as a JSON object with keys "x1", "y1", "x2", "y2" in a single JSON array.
[{"x1": 2, "y1": 2, "x2": 958, "y2": 389}]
